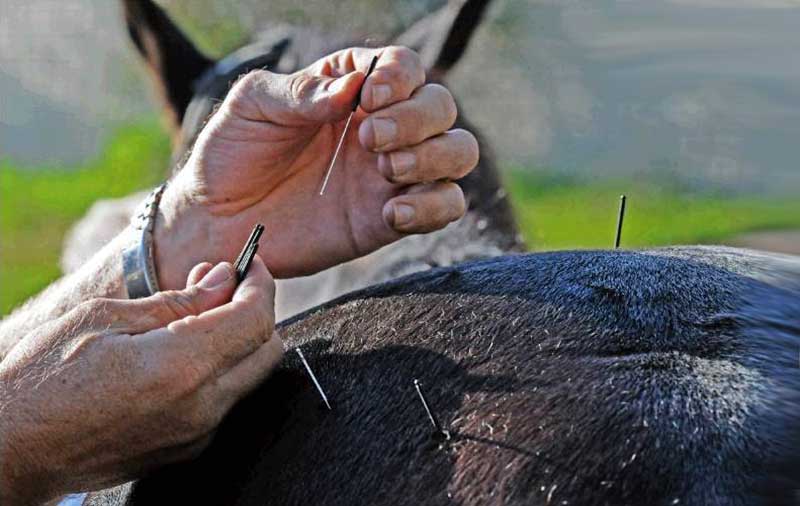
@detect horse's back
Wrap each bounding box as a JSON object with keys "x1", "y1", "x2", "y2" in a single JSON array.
[{"x1": 88, "y1": 247, "x2": 800, "y2": 505}]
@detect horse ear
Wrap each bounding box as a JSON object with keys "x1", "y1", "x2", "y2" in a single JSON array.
[
  {"x1": 121, "y1": 0, "x2": 213, "y2": 130},
  {"x1": 394, "y1": 0, "x2": 492, "y2": 78}
]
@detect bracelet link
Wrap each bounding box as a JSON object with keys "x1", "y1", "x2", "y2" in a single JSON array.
[{"x1": 122, "y1": 184, "x2": 167, "y2": 299}]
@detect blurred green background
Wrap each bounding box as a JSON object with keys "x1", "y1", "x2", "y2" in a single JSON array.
[
  {"x1": 2, "y1": 0, "x2": 800, "y2": 316},
  {"x1": 4, "y1": 122, "x2": 798, "y2": 315}
]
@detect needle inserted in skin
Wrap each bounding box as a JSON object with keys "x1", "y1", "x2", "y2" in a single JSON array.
[
  {"x1": 318, "y1": 56, "x2": 379, "y2": 196},
  {"x1": 414, "y1": 379, "x2": 451, "y2": 440},
  {"x1": 296, "y1": 348, "x2": 332, "y2": 410},
  {"x1": 614, "y1": 195, "x2": 626, "y2": 249}
]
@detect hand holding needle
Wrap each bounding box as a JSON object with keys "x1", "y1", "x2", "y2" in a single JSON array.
[{"x1": 318, "y1": 55, "x2": 379, "y2": 196}]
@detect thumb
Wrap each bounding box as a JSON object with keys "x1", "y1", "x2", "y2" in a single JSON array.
[
  {"x1": 116, "y1": 262, "x2": 238, "y2": 335},
  {"x1": 228, "y1": 69, "x2": 365, "y2": 126},
  {"x1": 296, "y1": 70, "x2": 367, "y2": 122}
]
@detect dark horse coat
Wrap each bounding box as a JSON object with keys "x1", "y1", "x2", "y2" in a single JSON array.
[
  {"x1": 65, "y1": 2, "x2": 800, "y2": 503},
  {"x1": 87, "y1": 247, "x2": 800, "y2": 505}
]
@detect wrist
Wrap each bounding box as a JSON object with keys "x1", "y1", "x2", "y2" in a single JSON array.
[{"x1": 153, "y1": 174, "x2": 215, "y2": 291}]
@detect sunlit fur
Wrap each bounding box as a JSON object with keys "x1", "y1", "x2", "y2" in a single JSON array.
[{"x1": 88, "y1": 247, "x2": 800, "y2": 505}]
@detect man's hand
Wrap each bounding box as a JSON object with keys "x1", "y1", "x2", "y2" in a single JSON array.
[
  {"x1": 155, "y1": 46, "x2": 479, "y2": 288},
  {"x1": 0, "y1": 258, "x2": 282, "y2": 505}
]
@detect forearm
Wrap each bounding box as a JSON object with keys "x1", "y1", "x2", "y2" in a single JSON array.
[
  {"x1": 0, "y1": 181, "x2": 211, "y2": 363},
  {"x1": 0, "y1": 227, "x2": 131, "y2": 361}
]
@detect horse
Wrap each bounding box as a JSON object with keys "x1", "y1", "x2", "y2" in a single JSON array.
[
  {"x1": 60, "y1": 0, "x2": 525, "y2": 320},
  {"x1": 59, "y1": 3, "x2": 799, "y2": 503},
  {"x1": 85, "y1": 246, "x2": 800, "y2": 505}
]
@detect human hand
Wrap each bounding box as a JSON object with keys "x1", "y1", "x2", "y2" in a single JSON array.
[
  {"x1": 155, "y1": 46, "x2": 479, "y2": 289},
  {"x1": 0, "y1": 258, "x2": 282, "y2": 505}
]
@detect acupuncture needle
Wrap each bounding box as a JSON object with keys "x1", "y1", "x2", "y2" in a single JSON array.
[
  {"x1": 232, "y1": 229, "x2": 332, "y2": 411},
  {"x1": 318, "y1": 55, "x2": 379, "y2": 196},
  {"x1": 614, "y1": 195, "x2": 626, "y2": 249},
  {"x1": 296, "y1": 348, "x2": 332, "y2": 410}
]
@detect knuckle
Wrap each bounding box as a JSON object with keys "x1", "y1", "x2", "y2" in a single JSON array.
[
  {"x1": 229, "y1": 299, "x2": 270, "y2": 350},
  {"x1": 458, "y1": 129, "x2": 480, "y2": 175},
  {"x1": 388, "y1": 45, "x2": 422, "y2": 69},
  {"x1": 227, "y1": 69, "x2": 269, "y2": 114},
  {"x1": 402, "y1": 110, "x2": 426, "y2": 142},
  {"x1": 233, "y1": 69, "x2": 266, "y2": 95},
  {"x1": 288, "y1": 71, "x2": 315, "y2": 102},
  {"x1": 156, "y1": 290, "x2": 199, "y2": 321},
  {"x1": 433, "y1": 85, "x2": 458, "y2": 126},
  {"x1": 417, "y1": 84, "x2": 457, "y2": 128},
  {"x1": 411, "y1": 148, "x2": 430, "y2": 179},
  {"x1": 247, "y1": 298, "x2": 273, "y2": 345},
  {"x1": 439, "y1": 183, "x2": 466, "y2": 222},
  {"x1": 70, "y1": 298, "x2": 117, "y2": 329},
  {"x1": 384, "y1": 46, "x2": 425, "y2": 87},
  {"x1": 415, "y1": 186, "x2": 460, "y2": 232},
  {"x1": 64, "y1": 330, "x2": 107, "y2": 359},
  {"x1": 287, "y1": 71, "x2": 328, "y2": 117}
]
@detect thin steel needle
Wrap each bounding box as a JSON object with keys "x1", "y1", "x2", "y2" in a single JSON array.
[
  {"x1": 318, "y1": 55, "x2": 379, "y2": 196},
  {"x1": 319, "y1": 113, "x2": 354, "y2": 196},
  {"x1": 614, "y1": 195, "x2": 627, "y2": 249},
  {"x1": 296, "y1": 348, "x2": 332, "y2": 410},
  {"x1": 414, "y1": 379, "x2": 451, "y2": 440}
]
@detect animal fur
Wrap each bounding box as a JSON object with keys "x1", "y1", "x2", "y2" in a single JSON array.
[{"x1": 85, "y1": 247, "x2": 800, "y2": 505}]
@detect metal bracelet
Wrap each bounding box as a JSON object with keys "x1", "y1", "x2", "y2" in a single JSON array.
[{"x1": 122, "y1": 184, "x2": 167, "y2": 299}]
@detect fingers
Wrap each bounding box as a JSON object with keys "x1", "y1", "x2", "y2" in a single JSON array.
[
  {"x1": 94, "y1": 262, "x2": 237, "y2": 335},
  {"x1": 163, "y1": 255, "x2": 275, "y2": 377},
  {"x1": 186, "y1": 262, "x2": 214, "y2": 288},
  {"x1": 359, "y1": 83, "x2": 457, "y2": 153},
  {"x1": 376, "y1": 129, "x2": 479, "y2": 184},
  {"x1": 214, "y1": 331, "x2": 284, "y2": 409},
  {"x1": 225, "y1": 68, "x2": 364, "y2": 126},
  {"x1": 383, "y1": 182, "x2": 466, "y2": 234},
  {"x1": 313, "y1": 46, "x2": 426, "y2": 111},
  {"x1": 360, "y1": 46, "x2": 426, "y2": 111},
  {"x1": 246, "y1": 45, "x2": 425, "y2": 125},
  {"x1": 225, "y1": 45, "x2": 431, "y2": 135},
  {"x1": 118, "y1": 256, "x2": 277, "y2": 452}
]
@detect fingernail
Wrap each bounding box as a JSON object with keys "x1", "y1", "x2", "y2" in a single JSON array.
[
  {"x1": 389, "y1": 152, "x2": 416, "y2": 178},
  {"x1": 198, "y1": 262, "x2": 233, "y2": 289},
  {"x1": 371, "y1": 118, "x2": 397, "y2": 148},
  {"x1": 372, "y1": 84, "x2": 392, "y2": 108},
  {"x1": 391, "y1": 203, "x2": 415, "y2": 228}
]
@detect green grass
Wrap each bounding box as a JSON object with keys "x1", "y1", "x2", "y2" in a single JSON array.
[
  {"x1": 0, "y1": 119, "x2": 171, "y2": 315},
  {"x1": 506, "y1": 171, "x2": 800, "y2": 250},
  {"x1": 1, "y1": 120, "x2": 799, "y2": 317}
]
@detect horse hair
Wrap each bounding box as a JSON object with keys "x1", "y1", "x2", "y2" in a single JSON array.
[{"x1": 87, "y1": 247, "x2": 800, "y2": 505}]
